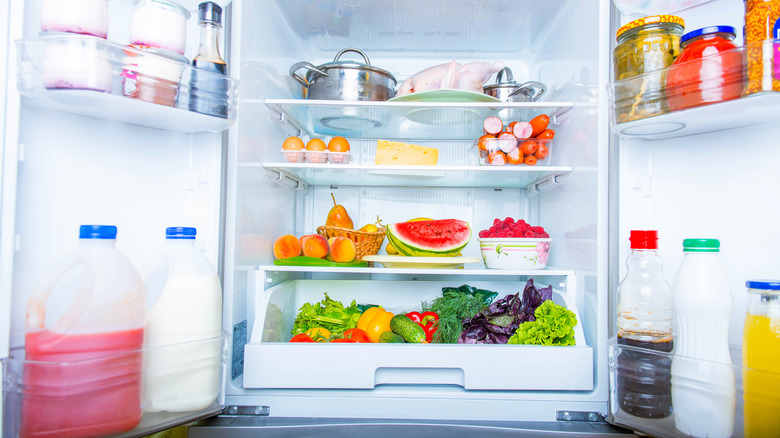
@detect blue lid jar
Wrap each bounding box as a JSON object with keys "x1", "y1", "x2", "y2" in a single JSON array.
[
  {"x1": 681, "y1": 25, "x2": 736, "y2": 47},
  {"x1": 79, "y1": 225, "x2": 117, "y2": 239},
  {"x1": 166, "y1": 227, "x2": 196, "y2": 239}
]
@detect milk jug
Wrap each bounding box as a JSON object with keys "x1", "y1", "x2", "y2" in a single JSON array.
[
  {"x1": 23, "y1": 225, "x2": 146, "y2": 438},
  {"x1": 143, "y1": 227, "x2": 222, "y2": 412}
]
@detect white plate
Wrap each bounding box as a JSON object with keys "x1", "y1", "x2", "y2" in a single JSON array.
[
  {"x1": 389, "y1": 89, "x2": 501, "y2": 103},
  {"x1": 362, "y1": 255, "x2": 482, "y2": 269}
]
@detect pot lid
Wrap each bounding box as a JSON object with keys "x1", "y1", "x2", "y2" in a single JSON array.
[
  {"x1": 484, "y1": 67, "x2": 522, "y2": 90},
  {"x1": 312, "y1": 48, "x2": 396, "y2": 83}
]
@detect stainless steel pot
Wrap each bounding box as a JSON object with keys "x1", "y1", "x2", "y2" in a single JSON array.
[
  {"x1": 483, "y1": 68, "x2": 546, "y2": 103},
  {"x1": 289, "y1": 48, "x2": 397, "y2": 101}
]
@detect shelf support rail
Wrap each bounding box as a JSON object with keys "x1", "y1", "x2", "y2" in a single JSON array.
[
  {"x1": 265, "y1": 168, "x2": 307, "y2": 191},
  {"x1": 526, "y1": 172, "x2": 570, "y2": 196}
]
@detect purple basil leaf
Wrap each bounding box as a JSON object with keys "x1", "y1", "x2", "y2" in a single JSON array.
[{"x1": 539, "y1": 285, "x2": 553, "y2": 302}]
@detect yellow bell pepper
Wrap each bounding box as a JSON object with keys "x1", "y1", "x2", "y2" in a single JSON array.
[{"x1": 357, "y1": 307, "x2": 394, "y2": 343}]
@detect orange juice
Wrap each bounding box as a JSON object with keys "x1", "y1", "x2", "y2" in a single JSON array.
[{"x1": 743, "y1": 313, "x2": 780, "y2": 437}]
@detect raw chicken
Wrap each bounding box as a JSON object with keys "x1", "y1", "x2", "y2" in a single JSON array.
[
  {"x1": 396, "y1": 60, "x2": 505, "y2": 96},
  {"x1": 397, "y1": 60, "x2": 461, "y2": 96}
]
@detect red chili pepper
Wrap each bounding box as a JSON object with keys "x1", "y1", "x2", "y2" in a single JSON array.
[{"x1": 406, "y1": 311, "x2": 439, "y2": 343}]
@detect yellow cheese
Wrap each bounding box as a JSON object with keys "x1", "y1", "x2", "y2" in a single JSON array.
[{"x1": 375, "y1": 140, "x2": 439, "y2": 165}]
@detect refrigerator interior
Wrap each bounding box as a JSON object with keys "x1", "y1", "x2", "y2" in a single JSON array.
[{"x1": 224, "y1": 0, "x2": 610, "y2": 421}]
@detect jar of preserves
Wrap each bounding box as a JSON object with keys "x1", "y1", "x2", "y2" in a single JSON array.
[
  {"x1": 744, "y1": 0, "x2": 780, "y2": 94},
  {"x1": 613, "y1": 15, "x2": 684, "y2": 123},
  {"x1": 743, "y1": 280, "x2": 780, "y2": 438},
  {"x1": 665, "y1": 26, "x2": 744, "y2": 112}
]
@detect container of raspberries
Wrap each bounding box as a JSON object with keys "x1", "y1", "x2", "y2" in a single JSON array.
[{"x1": 477, "y1": 217, "x2": 551, "y2": 269}]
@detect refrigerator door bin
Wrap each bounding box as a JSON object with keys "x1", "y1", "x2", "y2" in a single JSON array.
[
  {"x1": 243, "y1": 278, "x2": 592, "y2": 391},
  {"x1": 16, "y1": 34, "x2": 239, "y2": 133},
  {"x1": 2, "y1": 333, "x2": 228, "y2": 438}
]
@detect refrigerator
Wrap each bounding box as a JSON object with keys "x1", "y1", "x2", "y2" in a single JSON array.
[{"x1": 1, "y1": 0, "x2": 776, "y2": 436}]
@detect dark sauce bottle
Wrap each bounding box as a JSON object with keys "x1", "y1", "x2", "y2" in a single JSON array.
[
  {"x1": 617, "y1": 333, "x2": 674, "y2": 418},
  {"x1": 189, "y1": 2, "x2": 229, "y2": 118}
]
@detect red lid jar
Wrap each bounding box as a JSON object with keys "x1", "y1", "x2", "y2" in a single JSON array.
[{"x1": 665, "y1": 26, "x2": 744, "y2": 112}]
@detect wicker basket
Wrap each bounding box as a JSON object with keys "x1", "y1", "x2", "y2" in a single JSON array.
[{"x1": 317, "y1": 226, "x2": 386, "y2": 261}]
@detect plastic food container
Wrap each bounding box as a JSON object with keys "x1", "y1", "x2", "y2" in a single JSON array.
[
  {"x1": 41, "y1": 33, "x2": 113, "y2": 92},
  {"x1": 129, "y1": 0, "x2": 190, "y2": 55},
  {"x1": 327, "y1": 151, "x2": 351, "y2": 164},
  {"x1": 478, "y1": 237, "x2": 552, "y2": 269},
  {"x1": 281, "y1": 148, "x2": 305, "y2": 163},
  {"x1": 475, "y1": 137, "x2": 552, "y2": 166},
  {"x1": 40, "y1": 0, "x2": 108, "y2": 38},
  {"x1": 305, "y1": 150, "x2": 328, "y2": 164},
  {"x1": 122, "y1": 45, "x2": 188, "y2": 107}
]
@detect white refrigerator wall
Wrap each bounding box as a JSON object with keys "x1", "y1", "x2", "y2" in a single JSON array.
[{"x1": 224, "y1": 0, "x2": 611, "y2": 420}]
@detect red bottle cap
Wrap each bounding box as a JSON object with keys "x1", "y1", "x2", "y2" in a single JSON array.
[{"x1": 629, "y1": 230, "x2": 658, "y2": 249}]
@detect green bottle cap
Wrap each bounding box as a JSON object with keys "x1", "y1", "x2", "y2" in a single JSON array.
[{"x1": 682, "y1": 238, "x2": 720, "y2": 252}]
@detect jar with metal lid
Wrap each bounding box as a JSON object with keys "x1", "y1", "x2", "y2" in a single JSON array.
[
  {"x1": 743, "y1": 280, "x2": 780, "y2": 438},
  {"x1": 613, "y1": 15, "x2": 684, "y2": 123},
  {"x1": 665, "y1": 26, "x2": 744, "y2": 112}
]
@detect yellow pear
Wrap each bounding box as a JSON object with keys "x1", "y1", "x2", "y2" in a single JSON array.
[{"x1": 326, "y1": 193, "x2": 353, "y2": 229}]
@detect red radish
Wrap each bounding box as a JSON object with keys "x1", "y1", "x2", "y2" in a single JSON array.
[
  {"x1": 511, "y1": 121, "x2": 533, "y2": 139},
  {"x1": 487, "y1": 150, "x2": 506, "y2": 165},
  {"x1": 483, "y1": 116, "x2": 503, "y2": 135},
  {"x1": 529, "y1": 114, "x2": 550, "y2": 137},
  {"x1": 506, "y1": 146, "x2": 523, "y2": 165}
]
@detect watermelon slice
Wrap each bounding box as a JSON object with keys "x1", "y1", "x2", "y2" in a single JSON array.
[{"x1": 386, "y1": 219, "x2": 472, "y2": 257}]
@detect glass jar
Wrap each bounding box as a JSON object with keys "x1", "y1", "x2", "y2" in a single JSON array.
[
  {"x1": 129, "y1": 0, "x2": 190, "y2": 55},
  {"x1": 40, "y1": 0, "x2": 108, "y2": 38},
  {"x1": 665, "y1": 26, "x2": 744, "y2": 112},
  {"x1": 613, "y1": 15, "x2": 684, "y2": 123},
  {"x1": 743, "y1": 280, "x2": 780, "y2": 438},
  {"x1": 744, "y1": 0, "x2": 780, "y2": 94},
  {"x1": 122, "y1": 45, "x2": 189, "y2": 107}
]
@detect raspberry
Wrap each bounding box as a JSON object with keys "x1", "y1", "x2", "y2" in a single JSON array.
[
  {"x1": 540, "y1": 232, "x2": 550, "y2": 238},
  {"x1": 524, "y1": 230, "x2": 536, "y2": 238},
  {"x1": 493, "y1": 218, "x2": 501, "y2": 227},
  {"x1": 479, "y1": 230, "x2": 489, "y2": 238},
  {"x1": 504, "y1": 217, "x2": 515, "y2": 225},
  {"x1": 531, "y1": 226, "x2": 545, "y2": 234},
  {"x1": 489, "y1": 226, "x2": 498, "y2": 233},
  {"x1": 512, "y1": 230, "x2": 524, "y2": 237},
  {"x1": 517, "y1": 220, "x2": 527, "y2": 227}
]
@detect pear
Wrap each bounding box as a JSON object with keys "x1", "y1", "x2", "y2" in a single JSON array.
[{"x1": 326, "y1": 193, "x2": 353, "y2": 229}]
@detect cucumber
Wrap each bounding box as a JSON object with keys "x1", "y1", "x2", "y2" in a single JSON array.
[
  {"x1": 378, "y1": 331, "x2": 405, "y2": 343},
  {"x1": 389, "y1": 314, "x2": 427, "y2": 343}
]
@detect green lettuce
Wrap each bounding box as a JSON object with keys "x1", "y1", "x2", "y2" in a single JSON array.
[
  {"x1": 507, "y1": 300, "x2": 577, "y2": 346},
  {"x1": 292, "y1": 293, "x2": 362, "y2": 336}
]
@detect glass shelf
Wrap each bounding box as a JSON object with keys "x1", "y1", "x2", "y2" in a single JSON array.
[
  {"x1": 259, "y1": 264, "x2": 576, "y2": 277},
  {"x1": 245, "y1": 162, "x2": 573, "y2": 189},
  {"x1": 263, "y1": 98, "x2": 575, "y2": 140}
]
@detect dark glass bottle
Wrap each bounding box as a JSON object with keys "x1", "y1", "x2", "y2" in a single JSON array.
[{"x1": 189, "y1": 1, "x2": 228, "y2": 118}]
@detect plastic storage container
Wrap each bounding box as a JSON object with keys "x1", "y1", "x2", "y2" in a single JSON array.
[
  {"x1": 665, "y1": 26, "x2": 744, "y2": 112},
  {"x1": 122, "y1": 45, "x2": 189, "y2": 107},
  {"x1": 22, "y1": 225, "x2": 146, "y2": 438},
  {"x1": 40, "y1": 0, "x2": 108, "y2": 38},
  {"x1": 143, "y1": 227, "x2": 222, "y2": 413},
  {"x1": 129, "y1": 0, "x2": 190, "y2": 55},
  {"x1": 614, "y1": 230, "x2": 674, "y2": 419},
  {"x1": 671, "y1": 238, "x2": 734, "y2": 438},
  {"x1": 742, "y1": 279, "x2": 780, "y2": 438}
]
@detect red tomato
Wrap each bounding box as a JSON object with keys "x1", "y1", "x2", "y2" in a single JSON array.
[
  {"x1": 524, "y1": 155, "x2": 538, "y2": 166},
  {"x1": 290, "y1": 333, "x2": 315, "y2": 342},
  {"x1": 520, "y1": 140, "x2": 538, "y2": 156},
  {"x1": 534, "y1": 144, "x2": 549, "y2": 159},
  {"x1": 536, "y1": 129, "x2": 555, "y2": 139},
  {"x1": 343, "y1": 328, "x2": 371, "y2": 343},
  {"x1": 330, "y1": 338, "x2": 358, "y2": 343},
  {"x1": 529, "y1": 114, "x2": 549, "y2": 138}
]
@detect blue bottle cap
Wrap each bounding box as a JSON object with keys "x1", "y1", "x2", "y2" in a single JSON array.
[
  {"x1": 79, "y1": 225, "x2": 117, "y2": 239},
  {"x1": 746, "y1": 280, "x2": 780, "y2": 291},
  {"x1": 681, "y1": 26, "x2": 736, "y2": 45},
  {"x1": 166, "y1": 227, "x2": 197, "y2": 239}
]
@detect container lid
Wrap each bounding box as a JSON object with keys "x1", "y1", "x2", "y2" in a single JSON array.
[
  {"x1": 313, "y1": 48, "x2": 397, "y2": 85},
  {"x1": 166, "y1": 227, "x2": 197, "y2": 239},
  {"x1": 682, "y1": 238, "x2": 720, "y2": 252},
  {"x1": 629, "y1": 230, "x2": 658, "y2": 249},
  {"x1": 80, "y1": 225, "x2": 117, "y2": 239},
  {"x1": 616, "y1": 15, "x2": 685, "y2": 41},
  {"x1": 681, "y1": 25, "x2": 736, "y2": 44},
  {"x1": 746, "y1": 280, "x2": 780, "y2": 291}
]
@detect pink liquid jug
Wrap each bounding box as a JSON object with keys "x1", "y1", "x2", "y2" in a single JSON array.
[{"x1": 22, "y1": 225, "x2": 146, "y2": 438}]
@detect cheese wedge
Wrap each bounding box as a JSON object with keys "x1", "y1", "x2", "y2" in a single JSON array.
[{"x1": 375, "y1": 140, "x2": 439, "y2": 165}]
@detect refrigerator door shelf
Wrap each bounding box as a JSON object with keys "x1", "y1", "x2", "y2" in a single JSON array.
[
  {"x1": 264, "y1": 99, "x2": 575, "y2": 141},
  {"x1": 16, "y1": 34, "x2": 238, "y2": 133},
  {"x1": 244, "y1": 279, "x2": 592, "y2": 391}
]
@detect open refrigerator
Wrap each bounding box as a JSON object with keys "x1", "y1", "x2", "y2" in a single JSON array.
[{"x1": 1, "y1": 0, "x2": 779, "y2": 437}]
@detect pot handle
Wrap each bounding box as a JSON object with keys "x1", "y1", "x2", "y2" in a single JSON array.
[
  {"x1": 289, "y1": 62, "x2": 330, "y2": 88},
  {"x1": 509, "y1": 81, "x2": 546, "y2": 101},
  {"x1": 334, "y1": 48, "x2": 371, "y2": 65},
  {"x1": 495, "y1": 67, "x2": 514, "y2": 84}
]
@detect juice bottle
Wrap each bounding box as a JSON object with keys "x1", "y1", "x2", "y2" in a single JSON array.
[
  {"x1": 22, "y1": 225, "x2": 146, "y2": 438},
  {"x1": 743, "y1": 280, "x2": 780, "y2": 438}
]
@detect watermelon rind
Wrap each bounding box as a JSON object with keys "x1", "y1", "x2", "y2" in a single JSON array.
[{"x1": 386, "y1": 219, "x2": 471, "y2": 257}]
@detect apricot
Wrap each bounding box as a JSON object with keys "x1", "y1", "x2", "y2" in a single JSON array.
[
  {"x1": 273, "y1": 234, "x2": 301, "y2": 260},
  {"x1": 327, "y1": 237, "x2": 357, "y2": 263},
  {"x1": 300, "y1": 234, "x2": 329, "y2": 259}
]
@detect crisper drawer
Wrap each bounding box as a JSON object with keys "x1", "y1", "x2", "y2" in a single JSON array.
[{"x1": 243, "y1": 279, "x2": 593, "y2": 391}]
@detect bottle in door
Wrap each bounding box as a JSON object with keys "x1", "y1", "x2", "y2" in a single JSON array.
[
  {"x1": 615, "y1": 230, "x2": 674, "y2": 418},
  {"x1": 187, "y1": 1, "x2": 229, "y2": 118}
]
